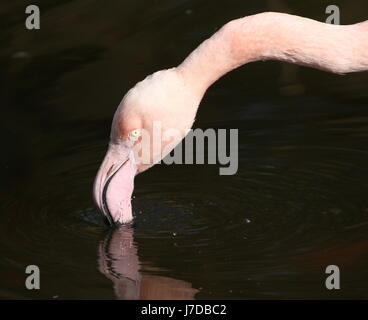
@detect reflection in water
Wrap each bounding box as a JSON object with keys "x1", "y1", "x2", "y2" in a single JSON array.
[{"x1": 98, "y1": 225, "x2": 198, "y2": 299}]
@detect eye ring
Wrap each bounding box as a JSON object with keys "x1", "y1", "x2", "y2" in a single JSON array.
[{"x1": 129, "y1": 129, "x2": 141, "y2": 140}]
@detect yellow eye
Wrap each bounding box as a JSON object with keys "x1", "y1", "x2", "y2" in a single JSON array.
[{"x1": 129, "y1": 129, "x2": 141, "y2": 139}]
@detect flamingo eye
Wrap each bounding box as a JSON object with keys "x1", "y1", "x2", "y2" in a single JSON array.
[{"x1": 128, "y1": 129, "x2": 141, "y2": 140}]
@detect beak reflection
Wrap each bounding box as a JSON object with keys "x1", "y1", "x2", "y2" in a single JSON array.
[{"x1": 98, "y1": 225, "x2": 199, "y2": 299}]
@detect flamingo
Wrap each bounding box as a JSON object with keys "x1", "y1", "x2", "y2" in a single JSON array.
[{"x1": 93, "y1": 12, "x2": 368, "y2": 225}]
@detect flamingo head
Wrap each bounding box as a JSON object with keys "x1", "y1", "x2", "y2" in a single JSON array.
[{"x1": 93, "y1": 68, "x2": 200, "y2": 225}]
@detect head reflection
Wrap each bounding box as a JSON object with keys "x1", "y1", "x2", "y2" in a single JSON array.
[{"x1": 98, "y1": 225, "x2": 198, "y2": 300}]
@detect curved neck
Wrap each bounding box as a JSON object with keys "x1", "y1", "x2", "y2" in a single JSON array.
[{"x1": 177, "y1": 12, "x2": 368, "y2": 96}]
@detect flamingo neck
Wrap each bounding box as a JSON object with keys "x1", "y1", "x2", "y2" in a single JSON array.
[{"x1": 177, "y1": 12, "x2": 368, "y2": 96}]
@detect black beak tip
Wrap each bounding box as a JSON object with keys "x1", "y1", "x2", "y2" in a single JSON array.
[{"x1": 103, "y1": 215, "x2": 113, "y2": 227}]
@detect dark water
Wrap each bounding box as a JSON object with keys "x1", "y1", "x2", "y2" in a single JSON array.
[{"x1": 1, "y1": 0, "x2": 368, "y2": 299}]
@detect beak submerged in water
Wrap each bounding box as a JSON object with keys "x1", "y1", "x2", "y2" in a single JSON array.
[{"x1": 93, "y1": 144, "x2": 137, "y2": 225}]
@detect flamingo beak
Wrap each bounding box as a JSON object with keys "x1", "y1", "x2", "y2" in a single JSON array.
[{"x1": 93, "y1": 144, "x2": 137, "y2": 225}]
